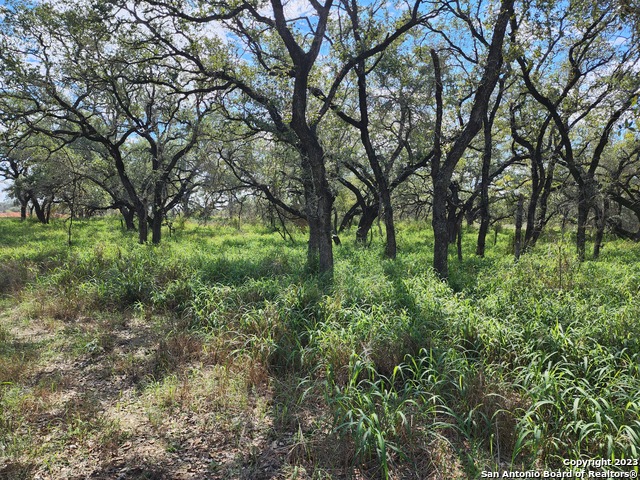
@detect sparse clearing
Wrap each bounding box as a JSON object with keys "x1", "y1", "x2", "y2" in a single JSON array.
[
  {"x1": 1, "y1": 218, "x2": 639, "y2": 479},
  {"x1": 0, "y1": 308, "x2": 288, "y2": 479}
]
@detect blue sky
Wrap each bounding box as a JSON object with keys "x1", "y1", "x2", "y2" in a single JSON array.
[{"x1": 0, "y1": 180, "x2": 9, "y2": 202}]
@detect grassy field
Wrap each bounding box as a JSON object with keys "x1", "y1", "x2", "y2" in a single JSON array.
[{"x1": 0, "y1": 217, "x2": 639, "y2": 479}]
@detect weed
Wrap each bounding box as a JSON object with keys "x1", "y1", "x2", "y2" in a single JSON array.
[{"x1": 1, "y1": 219, "x2": 639, "y2": 477}]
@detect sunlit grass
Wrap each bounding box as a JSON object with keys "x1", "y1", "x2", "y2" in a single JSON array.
[{"x1": 1, "y1": 216, "x2": 639, "y2": 478}]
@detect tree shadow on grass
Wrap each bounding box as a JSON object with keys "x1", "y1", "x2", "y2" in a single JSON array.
[{"x1": 0, "y1": 461, "x2": 36, "y2": 480}]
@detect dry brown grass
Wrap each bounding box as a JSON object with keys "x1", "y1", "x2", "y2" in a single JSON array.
[
  {"x1": 0, "y1": 299, "x2": 411, "y2": 479},
  {"x1": 0, "y1": 261, "x2": 34, "y2": 294}
]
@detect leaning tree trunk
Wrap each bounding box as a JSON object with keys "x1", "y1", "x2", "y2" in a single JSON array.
[
  {"x1": 524, "y1": 171, "x2": 540, "y2": 248},
  {"x1": 120, "y1": 206, "x2": 136, "y2": 231},
  {"x1": 31, "y1": 198, "x2": 48, "y2": 224},
  {"x1": 353, "y1": 56, "x2": 398, "y2": 259},
  {"x1": 356, "y1": 203, "x2": 379, "y2": 244},
  {"x1": 429, "y1": 0, "x2": 513, "y2": 279},
  {"x1": 477, "y1": 78, "x2": 505, "y2": 256},
  {"x1": 44, "y1": 197, "x2": 53, "y2": 223},
  {"x1": 446, "y1": 183, "x2": 461, "y2": 244},
  {"x1": 457, "y1": 218, "x2": 463, "y2": 262},
  {"x1": 476, "y1": 209, "x2": 490, "y2": 257},
  {"x1": 339, "y1": 202, "x2": 360, "y2": 233}
]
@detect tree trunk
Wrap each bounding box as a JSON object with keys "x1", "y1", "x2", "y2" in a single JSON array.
[
  {"x1": 476, "y1": 123, "x2": 491, "y2": 257},
  {"x1": 447, "y1": 183, "x2": 460, "y2": 244},
  {"x1": 288, "y1": 51, "x2": 334, "y2": 278},
  {"x1": 31, "y1": 198, "x2": 48, "y2": 224},
  {"x1": 306, "y1": 200, "x2": 333, "y2": 277},
  {"x1": 432, "y1": 179, "x2": 450, "y2": 279},
  {"x1": 137, "y1": 206, "x2": 149, "y2": 244},
  {"x1": 576, "y1": 191, "x2": 588, "y2": 262},
  {"x1": 476, "y1": 215, "x2": 490, "y2": 257},
  {"x1": 515, "y1": 194, "x2": 524, "y2": 261},
  {"x1": 301, "y1": 147, "x2": 334, "y2": 278},
  {"x1": 380, "y1": 190, "x2": 397, "y2": 259},
  {"x1": 151, "y1": 212, "x2": 162, "y2": 244},
  {"x1": 120, "y1": 206, "x2": 136, "y2": 231},
  {"x1": 356, "y1": 204, "x2": 378, "y2": 244},
  {"x1": 151, "y1": 179, "x2": 165, "y2": 244},
  {"x1": 593, "y1": 198, "x2": 608, "y2": 260},
  {"x1": 352, "y1": 55, "x2": 397, "y2": 259},
  {"x1": 19, "y1": 200, "x2": 27, "y2": 221},
  {"x1": 529, "y1": 161, "x2": 556, "y2": 248},
  {"x1": 339, "y1": 202, "x2": 360, "y2": 233},
  {"x1": 428, "y1": 0, "x2": 513, "y2": 279},
  {"x1": 44, "y1": 197, "x2": 52, "y2": 223},
  {"x1": 457, "y1": 220, "x2": 463, "y2": 262},
  {"x1": 524, "y1": 157, "x2": 541, "y2": 248}
]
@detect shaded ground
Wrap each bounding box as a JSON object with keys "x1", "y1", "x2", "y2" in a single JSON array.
[{"x1": 0, "y1": 308, "x2": 327, "y2": 480}]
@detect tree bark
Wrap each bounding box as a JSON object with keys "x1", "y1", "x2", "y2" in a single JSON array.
[
  {"x1": 457, "y1": 220, "x2": 463, "y2": 262},
  {"x1": 356, "y1": 203, "x2": 379, "y2": 244},
  {"x1": 339, "y1": 201, "x2": 360, "y2": 233},
  {"x1": 524, "y1": 163, "x2": 540, "y2": 247},
  {"x1": 515, "y1": 194, "x2": 524, "y2": 261},
  {"x1": 137, "y1": 205, "x2": 149, "y2": 244},
  {"x1": 576, "y1": 191, "x2": 588, "y2": 262},
  {"x1": 476, "y1": 212, "x2": 490, "y2": 257},
  {"x1": 593, "y1": 198, "x2": 608, "y2": 259},
  {"x1": 274, "y1": 0, "x2": 334, "y2": 279},
  {"x1": 44, "y1": 197, "x2": 52, "y2": 223},
  {"x1": 529, "y1": 159, "x2": 556, "y2": 247},
  {"x1": 432, "y1": 179, "x2": 450, "y2": 278},
  {"x1": 300, "y1": 144, "x2": 334, "y2": 276},
  {"x1": 351, "y1": 41, "x2": 397, "y2": 258},
  {"x1": 447, "y1": 182, "x2": 461, "y2": 244},
  {"x1": 380, "y1": 190, "x2": 396, "y2": 258},
  {"x1": 476, "y1": 118, "x2": 492, "y2": 257},
  {"x1": 19, "y1": 199, "x2": 28, "y2": 221},
  {"x1": 151, "y1": 211, "x2": 163, "y2": 244},
  {"x1": 151, "y1": 180, "x2": 165, "y2": 244},
  {"x1": 31, "y1": 198, "x2": 48, "y2": 224},
  {"x1": 120, "y1": 206, "x2": 136, "y2": 231}
]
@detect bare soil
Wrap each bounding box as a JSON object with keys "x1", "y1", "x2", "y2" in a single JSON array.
[{"x1": 0, "y1": 310, "x2": 315, "y2": 480}]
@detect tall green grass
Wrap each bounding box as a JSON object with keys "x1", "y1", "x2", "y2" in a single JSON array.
[{"x1": 1, "y1": 217, "x2": 639, "y2": 478}]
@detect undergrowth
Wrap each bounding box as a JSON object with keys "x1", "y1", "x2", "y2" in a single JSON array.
[{"x1": 1, "y1": 217, "x2": 639, "y2": 478}]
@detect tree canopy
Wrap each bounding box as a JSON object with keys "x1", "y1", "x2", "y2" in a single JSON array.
[{"x1": 1, "y1": 0, "x2": 639, "y2": 279}]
